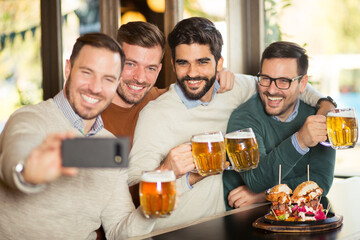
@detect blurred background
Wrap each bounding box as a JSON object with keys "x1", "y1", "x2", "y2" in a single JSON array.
[{"x1": 1, "y1": 0, "x2": 359, "y2": 176}]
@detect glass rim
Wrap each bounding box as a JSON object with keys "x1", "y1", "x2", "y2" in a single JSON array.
[
  {"x1": 191, "y1": 131, "x2": 224, "y2": 142},
  {"x1": 326, "y1": 107, "x2": 357, "y2": 115},
  {"x1": 225, "y1": 128, "x2": 254, "y2": 135},
  {"x1": 140, "y1": 169, "x2": 176, "y2": 182},
  {"x1": 191, "y1": 131, "x2": 223, "y2": 137}
]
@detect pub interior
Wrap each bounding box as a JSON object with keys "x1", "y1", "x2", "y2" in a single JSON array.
[{"x1": 1, "y1": 1, "x2": 360, "y2": 240}]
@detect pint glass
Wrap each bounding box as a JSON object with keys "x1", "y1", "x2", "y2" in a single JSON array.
[
  {"x1": 225, "y1": 128, "x2": 260, "y2": 172},
  {"x1": 139, "y1": 170, "x2": 176, "y2": 218},
  {"x1": 325, "y1": 108, "x2": 358, "y2": 149},
  {"x1": 191, "y1": 131, "x2": 227, "y2": 176}
]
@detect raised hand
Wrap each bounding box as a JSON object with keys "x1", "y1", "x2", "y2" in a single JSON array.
[{"x1": 23, "y1": 132, "x2": 78, "y2": 185}]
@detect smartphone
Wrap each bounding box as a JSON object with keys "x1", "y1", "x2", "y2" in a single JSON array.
[{"x1": 61, "y1": 137, "x2": 129, "y2": 168}]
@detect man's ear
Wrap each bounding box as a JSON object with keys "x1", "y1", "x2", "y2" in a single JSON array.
[
  {"x1": 299, "y1": 74, "x2": 308, "y2": 93},
  {"x1": 64, "y1": 59, "x2": 71, "y2": 80},
  {"x1": 217, "y1": 57, "x2": 224, "y2": 72}
]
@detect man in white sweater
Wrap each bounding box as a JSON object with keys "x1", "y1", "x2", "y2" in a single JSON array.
[
  {"x1": 0, "y1": 33, "x2": 155, "y2": 239},
  {"x1": 128, "y1": 17, "x2": 334, "y2": 231}
]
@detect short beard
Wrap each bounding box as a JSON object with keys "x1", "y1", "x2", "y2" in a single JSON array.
[
  {"x1": 64, "y1": 72, "x2": 106, "y2": 120},
  {"x1": 116, "y1": 81, "x2": 150, "y2": 105},
  {"x1": 177, "y1": 73, "x2": 216, "y2": 100}
]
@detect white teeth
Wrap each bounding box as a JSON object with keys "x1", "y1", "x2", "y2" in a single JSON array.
[
  {"x1": 128, "y1": 84, "x2": 144, "y2": 90},
  {"x1": 82, "y1": 94, "x2": 99, "y2": 104},
  {"x1": 188, "y1": 80, "x2": 201, "y2": 84},
  {"x1": 268, "y1": 96, "x2": 283, "y2": 101}
]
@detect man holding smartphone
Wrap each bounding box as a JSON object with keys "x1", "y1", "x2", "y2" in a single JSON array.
[{"x1": 0, "y1": 33, "x2": 155, "y2": 239}]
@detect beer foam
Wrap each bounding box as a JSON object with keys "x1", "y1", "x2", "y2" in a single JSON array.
[
  {"x1": 225, "y1": 131, "x2": 254, "y2": 139},
  {"x1": 327, "y1": 109, "x2": 355, "y2": 118},
  {"x1": 192, "y1": 133, "x2": 224, "y2": 142},
  {"x1": 141, "y1": 171, "x2": 176, "y2": 182}
]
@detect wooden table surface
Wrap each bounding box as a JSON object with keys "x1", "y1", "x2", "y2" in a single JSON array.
[{"x1": 132, "y1": 177, "x2": 360, "y2": 240}]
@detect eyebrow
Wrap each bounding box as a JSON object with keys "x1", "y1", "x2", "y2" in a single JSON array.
[
  {"x1": 197, "y1": 57, "x2": 211, "y2": 62},
  {"x1": 175, "y1": 57, "x2": 211, "y2": 63},
  {"x1": 79, "y1": 66, "x2": 117, "y2": 80},
  {"x1": 79, "y1": 66, "x2": 93, "y2": 72},
  {"x1": 175, "y1": 59, "x2": 188, "y2": 63},
  {"x1": 126, "y1": 58, "x2": 160, "y2": 68}
]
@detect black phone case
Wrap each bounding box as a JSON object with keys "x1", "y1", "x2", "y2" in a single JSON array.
[{"x1": 62, "y1": 137, "x2": 129, "y2": 168}]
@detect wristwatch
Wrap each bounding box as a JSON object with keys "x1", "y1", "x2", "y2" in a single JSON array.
[{"x1": 316, "y1": 96, "x2": 337, "y2": 109}]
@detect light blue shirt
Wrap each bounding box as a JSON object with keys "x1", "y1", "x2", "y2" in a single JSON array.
[
  {"x1": 53, "y1": 90, "x2": 104, "y2": 136},
  {"x1": 273, "y1": 99, "x2": 309, "y2": 155},
  {"x1": 174, "y1": 80, "x2": 220, "y2": 109}
]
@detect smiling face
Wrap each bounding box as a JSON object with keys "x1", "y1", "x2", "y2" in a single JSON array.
[
  {"x1": 112, "y1": 42, "x2": 162, "y2": 108},
  {"x1": 172, "y1": 43, "x2": 223, "y2": 102},
  {"x1": 64, "y1": 45, "x2": 121, "y2": 122},
  {"x1": 258, "y1": 58, "x2": 308, "y2": 121}
]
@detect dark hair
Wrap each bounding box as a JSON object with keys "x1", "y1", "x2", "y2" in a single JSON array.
[
  {"x1": 70, "y1": 32, "x2": 125, "y2": 73},
  {"x1": 117, "y1": 21, "x2": 165, "y2": 59},
  {"x1": 260, "y1": 41, "x2": 308, "y2": 75},
  {"x1": 168, "y1": 17, "x2": 223, "y2": 62}
]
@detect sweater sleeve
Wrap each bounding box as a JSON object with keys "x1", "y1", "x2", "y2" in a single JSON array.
[
  {"x1": 0, "y1": 109, "x2": 48, "y2": 193},
  {"x1": 299, "y1": 82, "x2": 323, "y2": 107},
  {"x1": 103, "y1": 170, "x2": 155, "y2": 239},
  {"x1": 128, "y1": 100, "x2": 182, "y2": 188},
  {"x1": 276, "y1": 145, "x2": 336, "y2": 196},
  {"x1": 233, "y1": 74, "x2": 258, "y2": 104}
]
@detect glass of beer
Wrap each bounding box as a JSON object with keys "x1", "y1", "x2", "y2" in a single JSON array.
[
  {"x1": 225, "y1": 128, "x2": 260, "y2": 172},
  {"x1": 191, "y1": 131, "x2": 227, "y2": 176},
  {"x1": 139, "y1": 170, "x2": 176, "y2": 218},
  {"x1": 322, "y1": 108, "x2": 358, "y2": 149}
]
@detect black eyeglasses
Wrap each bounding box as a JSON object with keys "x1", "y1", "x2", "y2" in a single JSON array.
[{"x1": 257, "y1": 73, "x2": 304, "y2": 90}]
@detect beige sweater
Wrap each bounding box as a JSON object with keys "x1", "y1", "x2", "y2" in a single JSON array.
[
  {"x1": 0, "y1": 99, "x2": 154, "y2": 240},
  {"x1": 128, "y1": 74, "x2": 322, "y2": 231}
]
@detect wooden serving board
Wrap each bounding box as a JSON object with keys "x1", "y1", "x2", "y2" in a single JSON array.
[{"x1": 252, "y1": 214, "x2": 343, "y2": 233}]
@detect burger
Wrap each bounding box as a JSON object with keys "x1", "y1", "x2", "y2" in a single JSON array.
[
  {"x1": 290, "y1": 181, "x2": 326, "y2": 221},
  {"x1": 265, "y1": 184, "x2": 293, "y2": 220}
]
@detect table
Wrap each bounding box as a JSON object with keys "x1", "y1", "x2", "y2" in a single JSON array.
[{"x1": 133, "y1": 177, "x2": 360, "y2": 240}]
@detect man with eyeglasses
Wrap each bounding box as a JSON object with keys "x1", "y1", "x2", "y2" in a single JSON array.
[{"x1": 223, "y1": 41, "x2": 336, "y2": 210}]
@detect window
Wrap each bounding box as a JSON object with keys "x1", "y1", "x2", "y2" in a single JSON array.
[
  {"x1": 0, "y1": 0, "x2": 42, "y2": 132},
  {"x1": 183, "y1": 0, "x2": 228, "y2": 67},
  {"x1": 264, "y1": 0, "x2": 360, "y2": 177},
  {"x1": 62, "y1": 0, "x2": 100, "y2": 86}
]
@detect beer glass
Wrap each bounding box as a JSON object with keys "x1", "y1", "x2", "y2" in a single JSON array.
[
  {"x1": 225, "y1": 128, "x2": 260, "y2": 172},
  {"x1": 322, "y1": 108, "x2": 358, "y2": 149},
  {"x1": 139, "y1": 170, "x2": 176, "y2": 218},
  {"x1": 191, "y1": 131, "x2": 227, "y2": 176}
]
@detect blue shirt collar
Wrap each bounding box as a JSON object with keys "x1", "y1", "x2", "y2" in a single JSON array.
[
  {"x1": 174, "y1": 80, "x2": 220, "y2": 109},
  {"x1": 273, "y1": 98, "x2": 300, "y2": 122},
  {"x1": 53, "y1": 90, "x2": 104, "y2": 136}
]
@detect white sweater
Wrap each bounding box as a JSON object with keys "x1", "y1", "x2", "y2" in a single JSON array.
[{"x1": 0, "y1": 99, "x2": 154, "y2": 240}]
